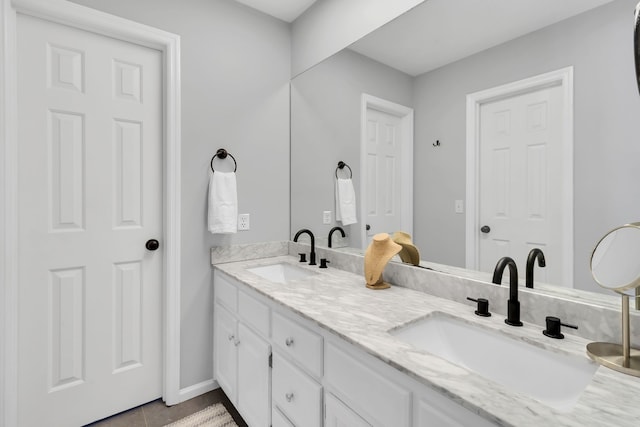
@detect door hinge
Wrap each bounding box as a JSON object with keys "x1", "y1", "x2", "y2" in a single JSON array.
[{"x1": 268, "y1": 352, "x2": 272, "y2": 368}]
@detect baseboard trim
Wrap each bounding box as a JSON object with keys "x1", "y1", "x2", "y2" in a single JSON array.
[{"x1": 175, "y1": 379, "x2": 218, "y2": 404}]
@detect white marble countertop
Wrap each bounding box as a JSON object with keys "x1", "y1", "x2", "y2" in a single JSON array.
[{"x1": 214, "y1": 255, "x2": 640, "y2": 427}]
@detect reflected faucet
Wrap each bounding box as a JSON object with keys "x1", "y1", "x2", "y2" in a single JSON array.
[
  {"x1": 492, "y1": 257, "x2": 523, "y2": 327},
  {"x1": 328, "y1": 226, "x2": 346, "y2": 248},
  {"x1": 294, "y1": 229, "x2": 316, "y2": 265},
  {"x1": 526, "y1": 248, "x2": 546, "y2": 289}
]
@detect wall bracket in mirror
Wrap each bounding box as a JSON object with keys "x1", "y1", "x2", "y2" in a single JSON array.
[{"x1": 587, "y1": 222, "x2": 640, "y2": 377}]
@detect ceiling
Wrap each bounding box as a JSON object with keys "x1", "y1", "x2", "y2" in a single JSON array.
[
  {"x1": 235, "y1": 0, "x2": 615, "y2": 77},
  {"x1": 233, "y1": 0, "x2": 317, "y2": 22},
  {"x1": 347, "y1": 0, "x2": 615, "y2": 76}
]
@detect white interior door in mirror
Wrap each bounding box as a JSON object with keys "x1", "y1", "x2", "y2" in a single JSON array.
[
  {"x1": 478, "y1": 85, "x2": 564, "y2": 285},
  {"x1": 17, "y1": 14, "x2": 163, "y2": 426},
  {"x1": 365, "y1": 108, "x2": 403, "y2": 238}
]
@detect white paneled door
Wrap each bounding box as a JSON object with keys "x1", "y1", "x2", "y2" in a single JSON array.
[
  {"x1": 17, "y1": 14, "x2": 163, "y2": 426},
  {"x1": 365, "y1": 108, "x2": 403, "y2": 238},
  {"x1": 478, "y1": 85, "x2": 564, "y2": 285}
]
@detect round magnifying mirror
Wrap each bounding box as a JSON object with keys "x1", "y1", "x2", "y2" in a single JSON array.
[{"x1": 591, "y1": 222, "x2": 640, "y2": 295}]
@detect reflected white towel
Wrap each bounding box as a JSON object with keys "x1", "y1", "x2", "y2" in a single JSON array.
[
  {"x1": 208, "y1": 170, "x2": 238, "y2": 234},
  {"x1": 335, "y1": 178, "x2": 357, "y2": 226}
]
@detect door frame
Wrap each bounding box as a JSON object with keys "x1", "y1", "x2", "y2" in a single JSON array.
[
  {"x1": 465, "y1": 66, "x2": 573, "y2": 287},
  {"x1": 1, "y1": 0, "x2": 182, "y2": 424},
  {"x1": 360, "y1": 94, "x2": 414, "y2": 249}
]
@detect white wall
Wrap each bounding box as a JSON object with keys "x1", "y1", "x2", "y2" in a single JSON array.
[
  {"x1": 291, "y1": 49, "x2": 414, "y2": 247},
  {"x1": 413, "y1": 0, "x2": 640, "y2": 293},
  {"x1": 291, "y1": 0, "x2": 424, "y2": 77},
  {"x1": 70, "y1": 0, "x2": 291, "y2": 390}
]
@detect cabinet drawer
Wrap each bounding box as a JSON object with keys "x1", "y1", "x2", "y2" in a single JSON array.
[
  {"x1": 272, "y1": 353, "x2": 322, "y2": 427},
  {"x1": 272, "y1": 311, "x2": 323, "y2": 378},
  {"x1": 238, "y1": 290, "x2": 269, "y2": 337},
  {"x1": 325, "y1": 392, "x2": 371, "y2": 427},
  {"x1": 271, "y1": 406, "x2": 295, "y2": 427},
  {"x1": 325, "y1": 343, "x2": 411, "y2": 427},
  {"x1": 214, "y1": 272, "x2": 237, "y2": 312}
]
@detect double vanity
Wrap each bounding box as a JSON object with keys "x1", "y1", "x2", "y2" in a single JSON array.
[{"x1": 211, "y1": 242, "x2": 640, "y2": 426}]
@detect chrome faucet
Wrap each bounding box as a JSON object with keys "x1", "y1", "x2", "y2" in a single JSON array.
[
  {"x1": 328, "y1": 226, "x2": 345, "y2": 248},
  {"x1": 492, "y1": 257, "x2": 523, "y2": 326},
  {"x1": 526, "y1": 248, "x2": 546, "y2": 289},
  {"x1": 294, "y1": 229, "x2": 316, "y2": 265}
]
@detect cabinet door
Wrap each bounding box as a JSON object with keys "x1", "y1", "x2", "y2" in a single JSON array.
[
  {"x1": 214, "y1": 304, "x2": 238, "y2": 403},
  {"x1": 325, "y1": 392, "x2": 371, "y2": 427},
  {"x1": 237, "y1": 323, "x2": 271, "y2": 427},
  {"x1": 416, "y1": 397, "x2": 497, "y2": 427}
]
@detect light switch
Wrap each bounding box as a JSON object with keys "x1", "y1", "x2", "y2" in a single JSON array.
[{"x1": 455, "y1": 200, "x2": 464, "y2": 214}]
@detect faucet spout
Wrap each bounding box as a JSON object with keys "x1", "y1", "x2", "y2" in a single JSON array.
[
  {"x1": 525, "y1": 248, "x2": 546, "y2": 288},
  {"x1": 328, "y1": 226, "x2": 346, "y2": 248},
  {"x1": 294, "y1": 229, "x2": 316, "y2": 265},
  {"x1": 492, "y1": 256, "x2": 523, "y2": 327}
]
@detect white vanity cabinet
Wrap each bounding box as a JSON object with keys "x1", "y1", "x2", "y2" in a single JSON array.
[
  {"x1": 213, "y1": 272, "x2": 271, "y2": 427},
  {"x1": 213, "y1": 268, "x2": 496, "y2": 427}
]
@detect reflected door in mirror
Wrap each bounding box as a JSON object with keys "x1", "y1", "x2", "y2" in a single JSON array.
[
  {"x1": 365, "y1": 108, "x2": 403, "y2": 239},
  {"x1": 478, "y1": 84, "x2": 565, "y2": 285}
]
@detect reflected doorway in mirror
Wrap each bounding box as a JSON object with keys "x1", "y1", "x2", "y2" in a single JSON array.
[{"x1": 466, "y1": 67, "x2": 574, "y2": 288}]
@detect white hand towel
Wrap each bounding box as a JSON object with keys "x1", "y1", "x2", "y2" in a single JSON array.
[
  {"x1": 208, "y1": 170, "x2": 238, "y2": 234},
  {"x1": 335, "y1": 178, "x2": 358, "y2": 226}
]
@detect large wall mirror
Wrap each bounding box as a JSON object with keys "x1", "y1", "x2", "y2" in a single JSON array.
[{"x1": 291, "y1": 0, "x2": 640, "y2": 297}]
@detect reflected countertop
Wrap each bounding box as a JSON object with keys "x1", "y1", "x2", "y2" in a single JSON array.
[{"x1": 214, "y1": 255, "x2": 640, "y2": 427}]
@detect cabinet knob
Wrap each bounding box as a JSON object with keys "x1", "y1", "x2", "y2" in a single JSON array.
[
  {"x1": 227, "y1": 334, "x2": 235, "y2": 341},
  {"x1": 285, "y1": 392, "x2": 294, "y2": 402},
  {"x1": 234, "y1": 339, "x2": 240, "y2": 346},
  {"x1": 285, "y1": 337, "x2": 294, "y2": 347}
]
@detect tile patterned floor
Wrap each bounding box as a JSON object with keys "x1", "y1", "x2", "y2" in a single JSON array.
[{"x1": 86, "y1": 388, "x2": 248, "y2": 427}]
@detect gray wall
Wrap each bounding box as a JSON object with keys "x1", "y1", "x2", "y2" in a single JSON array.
[
  {"x1": 70, "y1": 0, "x2": 291, "y2": 389},
  {"x1": 413, "y1": 0, "x2": 640, "y2": 293},
  {"x1": 291, "y1": 49, "x2": 414, "y2": 247}
]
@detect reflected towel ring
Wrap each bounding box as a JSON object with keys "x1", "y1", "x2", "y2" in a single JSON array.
[
  {"x1": 335, "y1": 161, "x2": 352, "y2": 179},
  {"x1": 210, "y1": 148, "x2": 237, "y2": 173}
]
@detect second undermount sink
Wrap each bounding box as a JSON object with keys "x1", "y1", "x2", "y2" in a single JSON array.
[
  {"x1": 246, "y1": 262, "x2": 316, "y2": 284},
  {"x1": 389, "y1": 312, "x2": 597, "y2": 412}
]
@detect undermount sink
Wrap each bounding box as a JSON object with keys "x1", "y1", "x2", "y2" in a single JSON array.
[
  {"x1": 246, "y1": 262, "x2": 316, "y2": 284},
  {"x1": 389, "y1": 312, "x2": 597, "y2": 412}
]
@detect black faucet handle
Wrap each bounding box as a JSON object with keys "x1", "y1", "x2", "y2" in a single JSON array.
[
  {"x1": 298, "y1": 253, "x2": 307, "y2": 263},
  {"x1": 543, "y1": 316, "x2": 578, "y2": 339},
  {"x1": 467, "y1": 297, "x2": 491, "y2": 317},
  {"x1": 319, "y1": 258, "x2": 330, "y2": 269}
]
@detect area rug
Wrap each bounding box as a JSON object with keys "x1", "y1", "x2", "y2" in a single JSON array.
[{"x1": 163, "y1": 403, "x2": 238, "y2": 427}]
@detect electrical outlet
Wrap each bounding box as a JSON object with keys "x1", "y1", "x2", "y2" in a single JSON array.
[
  {"x1": 322, "y1": 210, "x2": 332, "y2": 225},
  {"x1": 455, "y1": 200, "x2": 464, "y2": 214},
  {"x1": 238, "y1": 213, "x2": 250, "y2": 230}
]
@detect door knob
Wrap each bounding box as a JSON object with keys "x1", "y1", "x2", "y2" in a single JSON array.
[
  {"x1": 145, "y1": 239, "x2": 160, "y2": 251},
  {"x1": 366, "y1": 224, "x2": 371, "y2": 231},
  {"x1": 480, "y1": 225, "x2": 491, "y2": 233}
]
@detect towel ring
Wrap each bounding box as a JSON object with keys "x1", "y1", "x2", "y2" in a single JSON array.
[
  {"x1": 335, "y1": 161, "x2": 352, "y2": 179},
  {"x1": 211, "y1": 148, "x2": 237, "y2": 173}
]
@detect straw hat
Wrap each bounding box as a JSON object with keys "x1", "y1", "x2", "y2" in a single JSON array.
[
  {"x1": 392, "y1": 231, "x2": 420, "y2": 266},
  {"x1": 364, "y1": 233, "x2": 402, "y2": 289}
]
